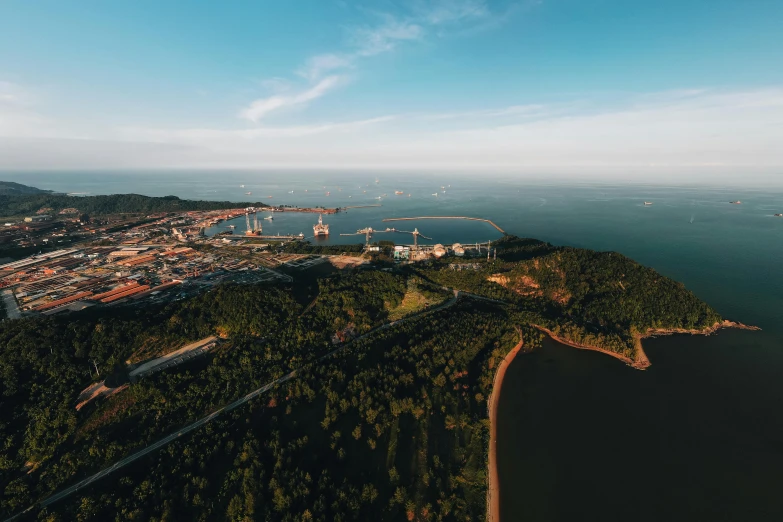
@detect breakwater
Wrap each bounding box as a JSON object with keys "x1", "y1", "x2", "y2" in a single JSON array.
[{"x1": 382, "y1": 216, "x2": 506, "y2": 234}]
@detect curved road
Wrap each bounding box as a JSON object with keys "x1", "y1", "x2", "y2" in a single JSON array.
[{"x1": 3, "y1": 290, "x2": 473, "y2": 521}]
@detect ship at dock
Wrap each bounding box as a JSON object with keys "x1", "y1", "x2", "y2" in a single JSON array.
[{"x1": 313, "y1": 214, "x2": 329, "y2": 236}]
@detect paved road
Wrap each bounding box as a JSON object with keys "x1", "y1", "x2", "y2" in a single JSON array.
[{"x1": 2, "y1": 289, "x2": 470, "y2": 521}]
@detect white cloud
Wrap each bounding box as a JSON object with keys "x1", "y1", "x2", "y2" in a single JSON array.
[
  {"x1": 242, "y1": 2, "x2": 502, "y2": 123},
  {"x1": 351, "y1": 17, "x2": 424, "y2": 56},
  {"x1": 118, "y1": 115, "x2": 396, "y2": 145},
  {"x1": 238, "y1": 75, "x2": 342, "y2": 122},
  {"x1": 418, "y1": 104, "x2": 550, "y2": 121},
  {"x1": 297, "y1": 54, "x2": 352, "y2": 81},
  {"x1": 414, "y1": 0, "x2": 490, "y2": 25}
]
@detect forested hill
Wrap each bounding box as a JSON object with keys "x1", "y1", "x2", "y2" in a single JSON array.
[
  {"x1": 416, "y1": 235, "x2": 723, "y2": 361},
  {"x1": 0, "y1": 238, "x2": 730, "y2": 520},
  {"x1": 0, "y1": 181, "x2": 54, "y2": 196},
  {"x1": 0, "y1": 192, "x2": 268, "y2": 217}
]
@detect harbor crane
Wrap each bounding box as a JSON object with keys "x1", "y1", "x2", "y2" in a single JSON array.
[{"x1": 399, "y1": 227, "x2": 432, "y2": 250}]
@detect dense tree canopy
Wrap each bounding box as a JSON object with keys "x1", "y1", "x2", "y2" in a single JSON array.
[{"x1": 0, "y1": 235, "x2": 724, "y2": 520}]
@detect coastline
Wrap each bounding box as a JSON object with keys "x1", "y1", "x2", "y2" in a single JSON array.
[
  {"x1": 533, "y1": 320, "x2": 759, "y2": 370},
  {"x1": 487, "y1": 329, "x2": 525, "y2": 522}
]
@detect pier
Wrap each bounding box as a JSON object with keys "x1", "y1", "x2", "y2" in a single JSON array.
[{"x1": 382, "y1": 216, "x2": 506, "y2": 234}]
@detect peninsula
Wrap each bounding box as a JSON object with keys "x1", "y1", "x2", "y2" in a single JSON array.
[{"x1": 0, "y1": 207, "x2": 754, "y2": 521}]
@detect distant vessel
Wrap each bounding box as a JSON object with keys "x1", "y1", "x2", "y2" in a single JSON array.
[
  {"x1": 240, "y1": 184, "x2": 245, "y2": 188},
  {"x1": 326, "y1": 191, "x2": 331, "y2": 196},
  {"x1": 289, "y1": 190, "x2": 294, "y2": 194},
  {"x1": 245, "y1": 192, "x2": 252, "y2": 195},
  {"x1": 407, "y1": 194, "x2": 411, "y2": 197},
  {"x1": 375, "y1": 178, "x2": 380, "y2": 184},
  {"x1": 227, "y1": 224, "x2": 236, "y2": 229},
  {"x1": 432, "y1": 193, "x2": 438, "y2": 197},
  {"x1": 375, "y1": 196, "x2": 383, "y2": 200},
  {"x1": 730, "y1": 201, "x2": 742, "y2": 204},
  {"x1": 264, "y1": 216, "x2": 273, "y2": 221},
  {"x1": 775, "y1": 213, "x2": 783, "y2": 217},
  {"x1": 644, "y1": 202, "x2": 653, "y2": 206},
  {"x1": 395, "y1": 190, "x2": 404, "y2": 195},
  {"x1": 313, "y1": 214, "x2": 329, "y2": 236},
  {"x1": 267, "y1": 196, "x2": 273, "y2": 198}
]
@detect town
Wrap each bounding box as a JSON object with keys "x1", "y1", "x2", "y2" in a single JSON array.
[{"x1": 1, "y1": 207, "x2": 497, "y2": 319}]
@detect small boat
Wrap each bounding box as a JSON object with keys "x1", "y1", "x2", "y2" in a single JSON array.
[
  {"x1": 264, "y1": 216, "x2": 274, "y2": 221},
  {"x1": 326, "y1": 191, "x2": 331, "y2": 196},
  {"x1": 644, "y1": 202, "x2": 653, "y2": 206},
  {"x1": 227, "y1": 225, "x2": 236, "y2": 229},
  {"x1": 245, "y1": 192, "x2": 252, "y2": 195},
  {"x1": 375, "y1": 196, "x2": 382, "y2": 200},
  {"x1": 395, "y1": 191, "x2": 404, "y2": 195},
  {"x1": 774, "y1": 213, "x2": 783, "y2": 217},
  {"x1": 432, "y1": 193, "x2": 438, "y2": 197},
  {"x1": 730, "y1": 200, "x2": 741, "y2": 204},
  {"x1": 375, "y1": 179, "x2": 380, "y2": 183},
  {"x1": 240, "y1": 184, "x2": 245, "y2": 188},
  {"x1": 288, "y1": 190, "x2": 294, "y2": 194},
  {"x1": 267, "y1": 196, "x2": 273, "y2": 198}
]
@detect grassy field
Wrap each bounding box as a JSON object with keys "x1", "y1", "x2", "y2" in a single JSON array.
[{"x1": 387, "y1": 279, "x2": 450, "y2": 321}]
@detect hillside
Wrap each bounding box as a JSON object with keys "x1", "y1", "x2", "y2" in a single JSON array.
[
  {"x1": 0, "y1": 237, "x2": 735, "y2": 520},
  {"x1": 0, "y1": 193, "x2": 268, "y2": 217},
  {"x1": 0, "y1": 181, "x2": 54, "y2": 197},
  {"x1": 415, "y1": 235, "x2": 725, "y2": 366}
]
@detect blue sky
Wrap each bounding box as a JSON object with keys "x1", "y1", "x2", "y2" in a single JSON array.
[{"x1": 1, "y1": 0, "x2": 782, "y2": 171}]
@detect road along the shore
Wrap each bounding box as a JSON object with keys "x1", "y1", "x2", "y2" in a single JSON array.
[{"x1": 3, "y1": 291, "x2": 464, "y2": 521}]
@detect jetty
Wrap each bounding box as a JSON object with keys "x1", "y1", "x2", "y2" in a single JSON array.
[
  {"x1": 382, "y1": 216, "x2": 506, "y2": 234},
  {"x1": 343, "y1": 204, "x2": 382, "y2": 210}
]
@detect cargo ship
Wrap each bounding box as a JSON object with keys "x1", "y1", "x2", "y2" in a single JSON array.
[{"x1": 313, "y1": 214, "x2": 329, "y2": 236}]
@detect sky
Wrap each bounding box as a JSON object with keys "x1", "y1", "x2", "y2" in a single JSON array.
[{"x1": 1, "y1": 0, "x2": 782, "y2": 174}]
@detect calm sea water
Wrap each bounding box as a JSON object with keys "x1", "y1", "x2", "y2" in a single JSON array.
[{"x1": 5, "y1": 170, "x2": 783, "y2": 519}]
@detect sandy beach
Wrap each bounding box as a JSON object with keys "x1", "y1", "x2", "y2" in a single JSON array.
[{"x1": 487, "y1": 331, "x2": 525, "y2": 522}]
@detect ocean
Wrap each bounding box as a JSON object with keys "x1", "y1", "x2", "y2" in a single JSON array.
[{"x1": 4, "y1": 170, "x2": 783, "y2": 520}]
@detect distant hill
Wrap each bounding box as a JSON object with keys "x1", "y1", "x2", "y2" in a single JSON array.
[
  {"x1": 0, "y1": 192, "x2": 269, "y2": 217},
  {"x1": 0, "y1": 181, "x2": 54, "y2": 196}
]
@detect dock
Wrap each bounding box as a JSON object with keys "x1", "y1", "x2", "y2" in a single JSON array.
[{"x1": 382, "y1": 216, "x2": 506, "y2": 234}]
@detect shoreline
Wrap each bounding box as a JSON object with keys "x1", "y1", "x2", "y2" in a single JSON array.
[
  {"x1": 533, "y1": 320, "x2": 759, "y2": 370},
  {"x1": 487, "y1": 329, "x2": 525, "y2": 522}
]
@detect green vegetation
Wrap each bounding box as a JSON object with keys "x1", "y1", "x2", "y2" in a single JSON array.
[
  {"x1": 387, "y1": 277, "x2": 451, "y2": 321},
  {"x1": 0, "y1": 181, "x2": 53, "y2": 197},
  {"x1": 414, "y1": 235, "x2": 722, "y2": 359},
  {"x1": 0, "y1": 193, "x2": 268, "y2": 218},
  {"x1": 282, "y1": 241, "x2": 365, "y2": 255},
  {"x1": 0, "y1": 235, "x2": 724, "y2": 520}
]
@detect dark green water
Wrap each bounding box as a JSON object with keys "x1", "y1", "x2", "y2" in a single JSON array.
[
  {"x1": 497, "y1": 331, "x2": 783, "y2": 521},
  {"x1": 4, "y1": 171, "x2": 783, "y2": 518}
]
